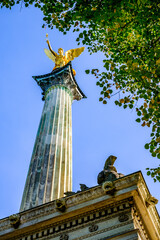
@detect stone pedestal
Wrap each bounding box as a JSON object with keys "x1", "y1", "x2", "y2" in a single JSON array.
[{"x1": 20, "y1": 63, "x2": 86, "y2": 211}]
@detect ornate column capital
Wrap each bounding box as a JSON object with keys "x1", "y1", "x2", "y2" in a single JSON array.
[{"x1": 33, "y1": 62, "x2": 86, "y2": 101}]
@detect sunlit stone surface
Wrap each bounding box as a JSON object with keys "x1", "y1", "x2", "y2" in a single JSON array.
[
  {"x1": 20, "y1": 63, "x2": 85, "y2": 211},
  {"x1": 0, "y1": 63, "x2": 159, "y2": 240},
  {"x1": 1, "y1": 172, "x2": 160, "y2": 240}
]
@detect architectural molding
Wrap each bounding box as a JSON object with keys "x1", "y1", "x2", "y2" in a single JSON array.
[
  {"x1": 88, "y1": 223, "x2": 99, "y2": 232},
  {"x1": 0, "y1": 172, "x2": 159, "y2": 240},
  {"x1": 118, "y1": 214, "x2": 129, "y2": 222},
  {"x1": 72, "y1": 220, "x2": 133, "y2": 240},
  {"x1": 33, "y1": 62, "x2": 86, "y2": 101},
  {"x1": 132, "y1": 206, "x2": 149, "y2": 239},
  {"x1": 2, "y1": 200, "x2": 132, "y2": 240}
]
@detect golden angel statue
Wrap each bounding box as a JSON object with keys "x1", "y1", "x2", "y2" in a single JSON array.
[{"x1": 44, "y1": 38, "x2": 85, "y2": 75}]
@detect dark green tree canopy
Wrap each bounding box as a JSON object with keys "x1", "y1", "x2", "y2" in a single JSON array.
[{"x1": 1, "y1": 0, "x2": 160, "y2": 181}]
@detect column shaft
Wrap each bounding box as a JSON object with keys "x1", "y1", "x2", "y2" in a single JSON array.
[{"x1": 20, "y1": 86, "x2": 72, "y2": 211}]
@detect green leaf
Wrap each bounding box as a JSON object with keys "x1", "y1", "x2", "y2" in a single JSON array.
[
  {"x1": 136, "y1": 118, "x2": 141, "y2": 123},
  {"x1": 152, "y1": 152, "x2": 156, "y2": 157},
  {"x1": 85, "y1": 70, "x2": 90, "y2": 74},
  {"x1": 79, "y1": 32, "x2": 83, "y2": 38},
  {"x1": 129, "y1": 104, "x2": 133, "y2": 109},
  {"x1": 145, "y1": 144, "x2": 149, "y2": 149},
  {"x1": 147, "y1": 171, "x2": 150, "y2": 176}
]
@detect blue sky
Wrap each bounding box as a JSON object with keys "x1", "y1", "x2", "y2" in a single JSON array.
[{"x1": 0, "y1": 5, "x2": 159, "y2": 218}]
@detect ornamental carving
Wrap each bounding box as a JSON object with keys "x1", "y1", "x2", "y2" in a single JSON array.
[
  {"x1": 146, "y1": 195, "x2": 158, "y2": 207},
  {"x1": 56, "y1": 199, "x2": 66, "y2": 212},
  {"x1": 89, "y1": 224, "x2": 98, "y2": 232},
  {"x1": 118, "y1": 214, "x2": 129, "y2": 222},
  {"x1": 33, "y1": 63, "x2": 86, "y2": 101},
  {"x1": 9, "y1": 214, "x2": 21, "y2": 229},
  {"x1": 102, "y1": 181, "x2": 116, "y2": 194},
  {"x1": 60, "y1": 233, "x2": 69, "y2": 240},
  {"x1": 97, "y1": 155, "x2": 124, "y2": 184}
]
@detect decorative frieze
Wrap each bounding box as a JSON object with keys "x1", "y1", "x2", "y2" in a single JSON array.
[
  {"x1": 88, "y1": 223, "x2": 98, "y2": 232},
  {"x1": 0, "y1": 220, "x2": 10, "y2": 232},
  {"x1": 1, "y1": 172, "x2": 159, "y2": 240},
  {"x1": 0, "y1": 172, "x2": 141, "y2": 231},
  {"x1": 14, "y1": 198, "x2": 133, "y2": 240},
  {"x1": 18, "y1": 216, "x2": 132, "y2": 240},
  {"x1": 72, "y1": 220, "x2": 133, "y2": 240},
  {"x1": 60, "y1": 233, "x2": 69, "y2": 240},
  {"x1": 20, "y1": 204, "x2": 56, "y2": 223},
  {"x1": 118, "y1": 214, "x2": 129, "y2": 222}
]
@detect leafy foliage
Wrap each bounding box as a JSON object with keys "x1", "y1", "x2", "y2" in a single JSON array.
[
  {"x1": 146, "y1": 166, "x2": 160, "y2": 182},
  {"x1": 1, "y1": 0, "x2": 160, "y2": 180}
]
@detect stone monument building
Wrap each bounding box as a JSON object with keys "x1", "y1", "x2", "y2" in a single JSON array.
[{"x1": 0, "y1": 63, "x2": 160, "y2": 240}]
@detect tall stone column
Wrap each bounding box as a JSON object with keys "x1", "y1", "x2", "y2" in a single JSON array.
[{"x1": 20, "y1": 63, "x2": 85, "y2": 211}]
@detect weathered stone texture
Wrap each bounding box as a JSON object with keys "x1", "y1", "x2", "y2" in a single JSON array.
[
  {"x1": 0, "y1": 172, "x2": 159, "y2": 240},
  {"x1": 20, "y1": 63, "x2": 85, "y2": 211}
]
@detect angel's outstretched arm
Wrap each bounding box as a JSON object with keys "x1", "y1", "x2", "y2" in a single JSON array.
[{"x1": 46, "y1": 40, "x2": 57, "y2": 57}]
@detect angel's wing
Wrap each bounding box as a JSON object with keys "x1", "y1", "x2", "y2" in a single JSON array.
[
  {"x1": 44, "y1": 48, "x2": 56, "y2": 62},
  {"x1": 65, "y1": 47, "x2": 85, "y2": 61}
]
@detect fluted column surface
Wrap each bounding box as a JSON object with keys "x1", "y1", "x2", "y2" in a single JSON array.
[{"x1": 20, "y1": 86, "x2": 72, "y2": 211}]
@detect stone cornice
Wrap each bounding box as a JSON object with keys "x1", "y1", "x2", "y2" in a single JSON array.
[
  {"x1": 32, "y1": 62, "x2": 86, "y2": 101},
  {"x1": 137, "y1": 178, "x2": 160, "y2": 232},
  {"x1": 1, "y1": 201, "x2": 133, "y2": 240},
  {"x1": 0, "y1": 171, "x2": 159, "y2": 240}
]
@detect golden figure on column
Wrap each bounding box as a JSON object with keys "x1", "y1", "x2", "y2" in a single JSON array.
[{"x1": 44, "y1": 34, "x2": 85, "y2": 75}]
